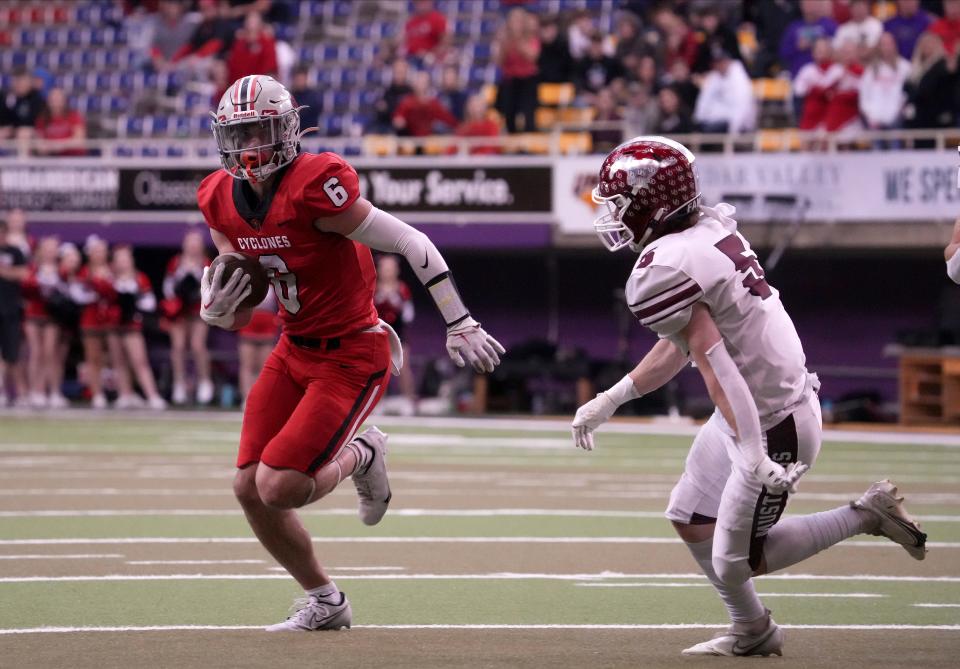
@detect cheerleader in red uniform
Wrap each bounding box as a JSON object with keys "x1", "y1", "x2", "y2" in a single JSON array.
[
  {"x1": 162, "y1": 230, "x2": 212, "y2": 405},
  {"x1": 22, "y1": 236, "x2": 66, "y2": 408},
  {"x1": 113, "y1": 245, "x2": 166, "y2": 410},
  {"x1": 823, "y1": 41, "x2": 864, "y2": 142},
  {"x1": 374, "y1": 254, "x2": 417, "y2": 415},
  {"x1": 794, "y1": 38, "x2": 842, "y2": 148},
  {"x1": 236, "y1": 286, "x2": 280, "y2": 404}
]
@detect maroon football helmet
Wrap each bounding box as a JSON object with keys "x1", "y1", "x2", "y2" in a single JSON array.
[{"x1": 592, "y1": 136, "x2": 701, "y2": 252}]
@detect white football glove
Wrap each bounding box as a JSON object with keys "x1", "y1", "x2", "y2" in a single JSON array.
[
  {"x1": 571, "y1": 393, "x2": 619, "y2": 451},
  {"x1": 752, "y1": 456, "x2": 809, "y2": 495},
  {"x1": 199, "y1": 262, "x2": 251, "y2": 329},
  {"x1": 445, "y1": 316, "x2": 505, "y2": 373}
]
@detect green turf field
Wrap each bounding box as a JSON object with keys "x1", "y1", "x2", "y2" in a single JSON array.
[{"x1": 1, "y1": 411, "x2": 958, "y2": 668}]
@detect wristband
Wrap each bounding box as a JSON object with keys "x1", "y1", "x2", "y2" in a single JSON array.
[
  {"x1": 603, "y1": 374, "x2": 641, "y2": 407},
  {"x1": 425, "y1": 271, "x2": 470, "y2": 327}
]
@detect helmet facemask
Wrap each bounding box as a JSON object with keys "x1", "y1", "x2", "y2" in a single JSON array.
[
  {"x1": 592, "y1": 186, "x2": 700, "y2": 253},
  {"x1": 211, "y1": 108, "x2": 302, "y2": 183}
]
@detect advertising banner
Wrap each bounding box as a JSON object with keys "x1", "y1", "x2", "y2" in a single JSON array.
[{"x1": 553, "y1": 150, "x2": 959, "y2": 234}]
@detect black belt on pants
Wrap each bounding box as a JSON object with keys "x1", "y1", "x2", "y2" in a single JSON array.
[{"x1": 287, "y1": 334, "x2": 341, "y2": 351}]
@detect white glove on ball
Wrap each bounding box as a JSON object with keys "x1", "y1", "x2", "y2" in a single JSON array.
[{"x1": 199, "y1": 262, "x2": 251, "y2": 329}]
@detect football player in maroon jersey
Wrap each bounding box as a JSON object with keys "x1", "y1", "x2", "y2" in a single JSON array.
[{"x1": 197, "y1": 75, "x2": 504, "y2": 631}]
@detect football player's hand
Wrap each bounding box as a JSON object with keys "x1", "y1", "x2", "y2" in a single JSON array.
[
  {"x1": 199, "y1": 263, "x2": 251, "y2": 328},
  {"x1": 571, "y1": 393, "x2": 619, "y2": 451},
  {"x1": 753, "y1": 457, "x2": 809, "y2": 495},
  {"x1": 445, "y1": 317, "x2": 505, "y2": 373}
]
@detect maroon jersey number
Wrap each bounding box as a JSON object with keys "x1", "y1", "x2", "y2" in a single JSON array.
[
  {"x1": 258, "y1": 254, "x2": 301, "y2": 314},
  {"x1": 714, "y1": 234, "x2": 772, "y2": 300}
]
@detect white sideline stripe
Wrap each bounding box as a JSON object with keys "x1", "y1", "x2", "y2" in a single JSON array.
[
  {"x1": 1, "y1": 624, "x2": 959, "y2": 636},
  {"x1": 0, "y1": 554, "x2": 123, "y2": 560},
  {"x1": 2, "y1": 572, "x2": 960, "y2": 584},
  {"x1": 125, "y1": 560, "x2": 264, "y2": 566},
  {"x1": 574, "y1": 584, "x2": 885, "y2": 597},
  {"x1": 2, "y1": 536, "x2": 959, "y2": 549},
  {"x1": 2, "y1": 508, "x2": 958, "y2": 524},
  {"x1": 914, "y1": 603, "x2": 960, "y2": 608}
]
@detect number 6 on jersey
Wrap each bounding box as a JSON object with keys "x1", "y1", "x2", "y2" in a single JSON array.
[{"x1": 259, "y1": 254, "x2": 301, "y2": 314}]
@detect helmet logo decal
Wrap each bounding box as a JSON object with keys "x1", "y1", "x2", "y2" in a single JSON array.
[{"x1": 608, "y1": 156, "x2": 676, "y2": 194}]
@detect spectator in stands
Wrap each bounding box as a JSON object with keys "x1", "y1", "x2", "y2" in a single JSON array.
[
  {"x1": 691, "y1": 4, "x2": 744, "y2": 74},
  {"x1": 622, "y1": 83, "x2": 660, "y2": 137},
  {"x1": 22, "y1": 236, "x2": 66, "y2": 408},
  {"x1": 903, "y1": 32, "x2": 958, "y2": 130},
  {"x1": 455, "y1": 93, "x2": 501, "y2": 155},
  {"x1": 652, "y1": 86, "x2": 693, "y2": 134},
  {"x1": 652, "y1": 5, "x2": 700, "y2": 69},
  {"x1": 226, "y1": 11, "x2": 278, "y2": 84},
  {"x1": 33, "y1": 88, "x2": 86, "y2": 157},
  {"x1": 112, "y1": 245, "x2": 166, "y2": 410},
  {"x1": 493, "y1": 7, "x2": 541, "y2": 134},
  {"x1": 0, "y1": 219, "x2": 27, "y2": 407},
  {"x1": 567, "y1": 10, "x2": 595, "y2": 60},
  {"x1": 929, "y1": 0, "x2": 960, "y2": 56},
  {"x1": 172, "y1": 0, "x2": 235, "y2": 65},
  {"x1": 288, "y1": 65, "x2": 322, "y2": 133},
  {"x1": 661, "y1": 59, "x2": 700, "y2": 110},
  {"x1": 437, "y1": 66, "x2": 468, "y2": 122},
  {"x1": 404, "y1": 0, "x2": 448, "y2": 66},
  {"x1": 823, "y1": 41, "x2": 865, "y2": 141},
  {"x1": 884, "y1": 0, "x2": 932, "y2": 59},
  {"x1": 0, "y1": 68, "x2": 45, "y2": 140},
  {"x1": 859, "y1": 32, "x2": 911, "y2": 135},
  {"x1": 149, "y1": 0, "x2": 198, "y2": 73},
  {"x1": 538, "y1": 16, "x2": 574, "y2": 84},
  {"x1": 574, "y1": 34, "x2": 626, "y2": 102},
  {"x1": 746, "y1": 0, "x2": 801, "y2": 76},
  {"x1": 393, "y1": 70, "x2": 458, "y2": 137},
  {"x1": 780, "y1": 0, "x2": 839, "y2": 76},
  {"x1": 590, "y1": 87, "x2": 623, "y2": 153},
  {"x1": 374, "y1": 254, "x2": 416, "y2": 416},
  {"x1": 693, "y1": 46, "x2": 756, "y2": 134},
  {"x1": 613, "y1": 11, "x2": 647, "y2": 63},
  {"x1": 794, "y1": 37, "x2": 838, "y2": 134},
  {"x1": 373, "y1": 59, "x2": 414, "y2": 134},
  {"x1": 833, "y1": 0, "x2": 883, "y2": 51},
  {"x1": 162, "y1": 230, "x2": 212, "y2": 406},
  {"x1": 237, "y1": 287, "x2": 279, "y2": 405}
]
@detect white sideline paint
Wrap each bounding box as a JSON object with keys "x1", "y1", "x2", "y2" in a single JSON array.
[
  {"x1": 2, "y1": 572, "x2": 960, "y2": 584},
  {"x1": 914, "y1": 603, "x2": 960, "y2": 608},
  {"x1": 2, "y1": 507, "x2": 958, "y2": 523},
  {"x1": 573, "y1": 584, "x2": 885, "y2": 597},
  {"x1": 0, "y1": 554, "x2": 123, "y2": 560},
  {"x1": 125, "y1": 560, "x2": 264, "y2": 566},
  {"x1": 2, "y1": 536, "x2": 959, "y2": 549},
  {"x1": 0, "y1": 623, "x2": 959, "y2": 636}
]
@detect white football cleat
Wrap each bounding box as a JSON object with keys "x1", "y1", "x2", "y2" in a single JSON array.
[
  {"x1": 682, "y1": 612, "x2": 783, "y2": 657},
  {"x1": 265, "y1": 593, "x2": 352, "y2": 632},
  {"x1": 852, "y1": 480, "x2": 927, "y2": 560},
  {"x1": 350, "y1": 426, "x2": 392, "y2": 526}
]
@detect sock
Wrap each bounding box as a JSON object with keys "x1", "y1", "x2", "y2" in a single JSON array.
[
  {"x1": 306, "y1": 581, "x2": 339, "y2": 601},
  {"x1": 763, "y1": 505, "x2": 868, "y2": 573},
  {"x1": 342, "y1": 437, "x2": 374, "y2": 477},
  {"x1": 686, "y1": 537, "x2": 766, "y2": 624}
]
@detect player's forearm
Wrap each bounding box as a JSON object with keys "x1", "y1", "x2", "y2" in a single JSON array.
[
  {"x1": 347, "y1": 206, "x2": 472, "y2": 327},
  {"x1": 626, "y1": 338, "x2": 688, "y2": 396}
]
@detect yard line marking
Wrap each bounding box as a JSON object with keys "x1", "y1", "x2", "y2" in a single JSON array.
[
  {"x1": 914, "y1": 603, "x2": 960, "y2": 608},
  {"x1": 2, "y1": 508, "x2": 958, "y2": 522},
  {"x1": 2, "y1": 572, "x2": 960, "y2": 584},
  {"x1": 266, "y1": 566, "x2": 406, "y2": 572},
  {"x1": 125, "y1": 560, "x2": 264, "y2": 566},
  {"x1": 2, "y1": 537, "x2": 960, "y2": 549},
  {"x1": 1, "y1": 623, "x2": 959, "y2": 635},
  {"x1": 576, "y1": 583, "x2": 712, "y2": 588},
  {"x1": 0, "y1": 554, "x2": 123, "y2": 560}
]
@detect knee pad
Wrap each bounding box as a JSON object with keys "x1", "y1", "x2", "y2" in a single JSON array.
[{"x1": 712, "y1": 554, "x2": 752, "y2": 588}]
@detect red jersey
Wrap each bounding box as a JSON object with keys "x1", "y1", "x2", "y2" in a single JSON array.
[
  {"x1": 197, "y1": 152, "x2": 379, "y2": 338},
  {"x1": 405, "y1": 10, "x2": 446, "y2": 56}
]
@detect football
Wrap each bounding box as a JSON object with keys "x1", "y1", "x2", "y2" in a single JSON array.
[{"x1": 209, "y1": 253, "x2": 269, "y2": 309}]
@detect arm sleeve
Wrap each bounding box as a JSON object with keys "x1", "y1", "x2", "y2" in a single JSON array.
[
  {"x1": 706, "y1": 339, "x2": 765, "y2": 469},
  {"x1": 948, "y1": 249, "x2": 960, "y2": 284},
  {"x1": 347, "y1": 206, "x2": 471, "y2": 327},
  {"x1": 625, "y1": 264, "x2": 704, "y2": 338}
]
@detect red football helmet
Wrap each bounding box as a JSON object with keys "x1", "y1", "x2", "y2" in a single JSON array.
[{"x1": 592, "y1": 136, "x2": 701, "y2": 252}]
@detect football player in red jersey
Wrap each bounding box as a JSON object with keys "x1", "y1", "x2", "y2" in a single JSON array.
[{"x1": 197, "y1": 75, "x2": 505, "y2": 631}]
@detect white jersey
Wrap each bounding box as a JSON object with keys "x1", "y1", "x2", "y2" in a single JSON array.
[{"x1": 625, "y1": 204, "x2": 808, "y2": 425}]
